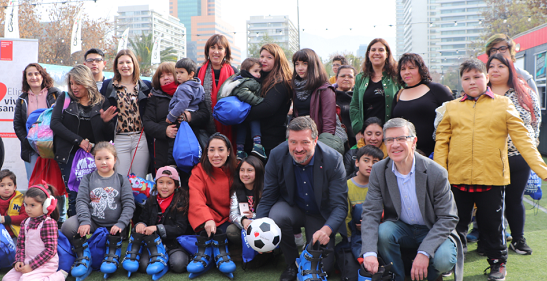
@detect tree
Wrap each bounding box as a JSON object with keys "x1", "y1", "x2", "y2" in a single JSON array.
[
  {"x1": 129, "y1": 33, "x2": 178, "y2": 76},
  {"x1": 247, "y1": 34, "x2": 295, "y2": 62},
  {"x1": 478, "y1": 0, "x2": 547, "y2": 51},
  {"x1": 323, "y1": 52, "x2": 363, "y2": 77}
]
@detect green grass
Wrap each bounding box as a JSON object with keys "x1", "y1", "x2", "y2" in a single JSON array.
[{"x1": 2, "y1": 164, "x2": 547, "y2": 280}]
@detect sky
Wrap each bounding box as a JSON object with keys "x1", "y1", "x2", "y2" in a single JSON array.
[{"x1": 78, "y1": 0, "x2": 397, "y2": 59}]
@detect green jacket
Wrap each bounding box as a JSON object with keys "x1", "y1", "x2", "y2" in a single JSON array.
[
  {"x1": 349, "y1": 72, "x2": 400, "y2": 134},
  {"x1": 217, "y1": 74, "x2": 263, "y2": 106}
]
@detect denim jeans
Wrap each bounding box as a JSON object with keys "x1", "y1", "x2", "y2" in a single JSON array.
[
  {"x1": 377, "y1": 220, "x2": 457, "y2": 281},
  {"x1": 236, "y1": 119, "x2": 261, "y2": 145},
  {"x1": 24, "y1": 152, "x2": 39, "y2": 181},
  {"x1": 350, "y1": 203, "x2": 363, "y2": 259}
]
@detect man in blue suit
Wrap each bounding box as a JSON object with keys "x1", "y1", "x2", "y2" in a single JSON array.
[{"x1": 257, "y1": 116, "x2": 348, "y2": 281}]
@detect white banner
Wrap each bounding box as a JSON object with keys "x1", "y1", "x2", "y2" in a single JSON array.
[
  {"x1": 70, "y1": 9, "x2": 83, "y2": 54},
  {"x1": 4, "y1": 0, "x2": 20, "y2": 39},
  {"x1": 151, "y1": 34, "x2": 162, "y2": 65},
  {"x1": 0, "y1": 39, "x2": 39, "y2": 190},
  {"x1": 117, "y1": 28, "x2": 129, "y2": 53}
]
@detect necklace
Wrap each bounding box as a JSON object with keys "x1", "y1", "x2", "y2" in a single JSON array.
[{"x1": 404, "y1": 81, "x2": 424, "y2": 89}]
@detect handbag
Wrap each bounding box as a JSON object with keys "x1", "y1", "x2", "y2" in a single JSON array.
[
  {"x1": 0, "y1": 224, "x2": 16, "y2": 269},
  {"x1": 67, "y1": 148, "x2": 96, "y2": 192},
  {"x1": 525, "y1": 171, "x2": 542, "y2": 200},
  {"x1": 173, "y1": 121, "x2": 202, "y2": 173},
  {"x1": 57, "y1": 230, "x2": 76, "y2": 272},
  {"x1": 29, "y1": 156, "x2": 67, "y2": 196},
  {"x1": 213, "y1": 96, "x2": 251, "y2": 125}
]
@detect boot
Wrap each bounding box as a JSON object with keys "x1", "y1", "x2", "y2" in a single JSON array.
[
  {"x1": 101, "y1": 234, "x2": 122, "y2": 279},
  {"x1": 212, "y1": 229, "x2": 236, "y2": 279},
  {"x1": 71, "y1": 234, "x2": 93, "y2": 281},
  {"x1": 187, "y1": 231, "x2": 214, "y2": 279},
  {"x1": 144, "y1": 234, "x2": 169, "y2": 280},
  {"x1": 296, "y1": 242, "x2": 328, "y2": 281},
  {"x1": 358, "y1": 257, "x2": 394, "y2": 281},
  {"x1": 122, "y1": 232, "x2": 145, "y2": 277}
]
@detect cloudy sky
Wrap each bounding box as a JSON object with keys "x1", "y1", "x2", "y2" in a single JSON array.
[{"x1": 80, "y1": 0, "x2": 397, "y2": 59}]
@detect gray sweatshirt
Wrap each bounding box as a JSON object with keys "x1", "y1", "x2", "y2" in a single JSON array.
[{"x1": 76, "y1": 170, "x2": 135, "y2": 230}]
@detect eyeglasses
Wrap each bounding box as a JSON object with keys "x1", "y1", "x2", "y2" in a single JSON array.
[
  {"x1": 489, "y1": 46, "x2": 508, "y2": 55},
  {"x1": 85, "y1": 58, "x2": 104, "y2": 63},
  {"x1": 384, "y1": 136, "x2": 413, "y2": 144}
]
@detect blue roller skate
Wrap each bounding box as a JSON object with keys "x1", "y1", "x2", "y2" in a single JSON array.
[
  {"x1": 187, "y1": 231, "x2": 214, "y2": 279},
  {"x1": 71, "y1": 234, "x2": 93, "y2": 281},
  {"x1": 144, "y1": 234, "x2": 169, "y2": 280},
  {"x1": 122, "y1": 232, "x2": 145, "y2": 277},
  {"x1": 101, "y1": 234, "x2": 122, "y2": 279},
  {"x1": 296, "y1": 242, "x2": 328, "y2": 281},
  {"x1": 212, "y1": 229, "x2": 236, "y2": 280}
]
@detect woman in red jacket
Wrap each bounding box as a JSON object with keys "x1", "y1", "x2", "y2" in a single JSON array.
[{"x1": 188, "y1": 133, "x2": 238, "y2": 236}]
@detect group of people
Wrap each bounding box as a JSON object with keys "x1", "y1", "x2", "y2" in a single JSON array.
[{"x1": 0, "y1": 32, "x2": 544, "y2": 281}]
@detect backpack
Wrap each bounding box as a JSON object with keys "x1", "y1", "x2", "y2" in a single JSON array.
[
  {"x1": 57, "y1": 230, "x2": 76, "y2": 272},
  {"x1": 88, "y1": 227, "x2": 109, "y2": 271},
  {"x1": 0, "y1": 224, "x2": 16, "y2": 268}
]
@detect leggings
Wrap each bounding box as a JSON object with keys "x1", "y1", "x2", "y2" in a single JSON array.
[{"x1": 505, "y1": 154, "x2": 530, "y2": 241}]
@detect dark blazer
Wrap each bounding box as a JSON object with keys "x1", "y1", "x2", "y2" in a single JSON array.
[
  {"x1": 13, "y1": 88, "x2": 60, "y2": 162},
  {"x1": 50, "y1": 93, "x2": 116, "y2": 164},
  {"x1": 256, "y1": 141, "x2": 348, "y2": 235},
  {"x1": 137, "y1": 191, "x2": 189, "y2": 250},
  {"x1": 360, "y1": 153, "x2": 458, "y2": 258}
]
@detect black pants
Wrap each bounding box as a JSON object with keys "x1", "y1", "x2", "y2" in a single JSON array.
[
  {"x1": 268, "y1": 200, "x2": 335, "y2": 273},
  {"x1": 505, "y1": 154, "x2": 530, "y2": 241},
  {"x1": 452, "y1": 186, "x2": 508, "y2": 262},
  {"x1": 139, "y1": 245, "x2": 189, "y2": 273}
]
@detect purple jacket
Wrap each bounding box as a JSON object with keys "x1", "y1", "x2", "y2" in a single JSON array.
[{"x1": 293, "y1": 82, "x2": 337, "y2": 135}]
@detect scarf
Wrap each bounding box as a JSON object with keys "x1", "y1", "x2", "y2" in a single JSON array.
[
  {"x1": 198, "y1": 61, "x2": 235, "y2": 142},
  {"x1": 161, "y1": 81, "x2": 178, "y2": 96},
  {"x1": 157, "y1": 192, "x2": 174, "y2": 214},
  {"x1": 294, "y1": 79, "x2": 311, "y2": 101}
]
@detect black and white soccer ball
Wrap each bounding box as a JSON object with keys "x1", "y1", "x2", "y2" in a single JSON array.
[{"x1": 246, "y1": 217, "x2": 282, "y2": 252}]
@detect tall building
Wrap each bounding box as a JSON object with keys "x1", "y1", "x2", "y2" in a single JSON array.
[
  {"x1": 246, "y1": 15, "x2": 299, "y2": 58},
  {"x1": 357, "y1": 44, "x2": 367, "y2": 58},
  {"x1": 395, "y1": 0, "x2": 486, "y2": 73},
  {"x1": 169, "y1": 0, "x2": 241, "y2": 65},
  {"x1": 115, "y1": 5, "x2": 186, "y2": 60}
]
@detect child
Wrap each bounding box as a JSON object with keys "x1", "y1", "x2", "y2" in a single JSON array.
[
  {"x1": 122, "y1": 166, "x2": 190, "y2": 279},
  {"x1": 217, "y1": 58, "x2": 266, "y2": 160},
  {"x1": 166, "y1": 58, "x2": 205, "y2": 124},
  {"x1": 345, "y1": 145, "x2": 383, "y2": 260},
  {"x1": 60, "y1": 141, "x2": 135, "y2": 280},
  {"x1": 0, "y1": 170, "x2": 28, "y2": 243},
  {"x1": 2, "y1": 184, "x2": 67, "y2": 280},
  {"x1": 434, "y1": 59, "x2": 547, "y2": 281}
]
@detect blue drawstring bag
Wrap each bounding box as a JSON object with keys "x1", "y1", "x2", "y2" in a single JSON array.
[
  {"x1": 213, "y1": 96, "x2": 251, "y2": 125},
  {"x1": 525, "y1": 171, "x2": 542, "y2": 200},
  {"x1": 0, "y1": 224, "x2": 16, "y2": 268},
  {"x1": 88, "y1": 227, "x2": 109, "y2": 271},
  {"x1": 241, "y1": 228, "x2": 257, "y2": 263},
  {"x1": 177, "y1": 235, "x2": 198, "y2": 255},
  {"x1": 173, "y1": 121, "x2": 202, "y2": 173},
  {"x1": 57, "y1": 230, "x2": 76, "y2": 272}
]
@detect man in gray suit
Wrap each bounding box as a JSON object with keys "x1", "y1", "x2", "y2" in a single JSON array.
[
  {"x1": 257, "y1": 117, "x2": 348, "y2": 281},
  {"x1": 361, "y1": 118, "x2": 458, "y2": 281}
]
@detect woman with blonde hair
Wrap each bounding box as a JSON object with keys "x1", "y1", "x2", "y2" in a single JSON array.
[
  {"x1": 100, "y1": 49, "x2": 152, "y2": 178},
  {"x1": 51, "y1": 64, "x2": 117, "y2": 218}
]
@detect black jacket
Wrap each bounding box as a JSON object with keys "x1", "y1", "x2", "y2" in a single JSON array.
[
  {"x1": 13, "y1": 87, "x2": 61, "y2": 162},
  {"x1": 99, "y1": 79, "x2": 152, "y2": 126},
  {"x1": 137, "y1": 191, "x2": 189, "y2": 249},
  {"x1": 335, "y1": 89, "x2": 355, "y2": 148},
  {"x1": 142, "y1": 88, "x2": 176, "y2": 169},
  {"x1": 50, "y1": 94, "x2": 116, "y2": 164}
]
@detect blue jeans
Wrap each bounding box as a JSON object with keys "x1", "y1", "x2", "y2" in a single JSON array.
[
  {"x1": 350, "y1": 203, "x2": 363, "y2": 259},
  {"x1": 236, "y1": 119, "x2": 261, "y2": 145},
  {"x1": 378, "y1": 220, "x2": 457, "y2": 281},
  {"x1": 23, "y1": 152, "x2": 39, "y2": 181}
]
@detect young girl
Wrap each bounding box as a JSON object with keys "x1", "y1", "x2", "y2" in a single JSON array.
[
  {"x1": 122, "y1": 166, "x2": 190, "y2": 279},
  {"x1": 2, "y1": 184, "x2": 67, "y2": 281},
  {"x1": 60, "y1": 141, "x2": 135, "y2": 280}
]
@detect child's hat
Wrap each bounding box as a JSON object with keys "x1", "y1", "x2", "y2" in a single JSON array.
[{"x1": 155, "y1": 166, "x2": 180, "y2": 182}]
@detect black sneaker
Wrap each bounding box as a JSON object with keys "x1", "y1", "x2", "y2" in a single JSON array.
[
  {"x1": 280, "y1": 263, "x2": 297, "y2": 281},
  {"x1": 484, "y1": 259, "x2": 506, "y2": 281},
  {"x1": 510, "y1": 237, "x2": 533, "y2": 255}
]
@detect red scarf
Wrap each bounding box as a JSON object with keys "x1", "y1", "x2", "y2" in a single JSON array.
[
  {"x1": 198, "y1": 61, "x2": 235, "y2": 142},
  {"x1": 157, "y1": 192, "x2": 174, "y2": 213},
  {"x1": 161, "y1": 82, "x2": 178, "y2": 96}
]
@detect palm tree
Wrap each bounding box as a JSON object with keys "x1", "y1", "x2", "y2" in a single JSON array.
[{"x1": 129, "y1": 33, "x2": 178, "y2": 76}]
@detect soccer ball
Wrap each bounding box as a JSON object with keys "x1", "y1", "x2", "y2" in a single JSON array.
[{"x1": 246, "y1": 218, "x2": 282, "y2": 252}]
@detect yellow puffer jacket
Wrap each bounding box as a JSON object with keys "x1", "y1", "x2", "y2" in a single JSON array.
[
  {"x1": 434, "y1": 93, "x2": 547, "y2": 185},
  {"x1": 7, "y1": 191, "x2": 24, "y2": 236}
]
